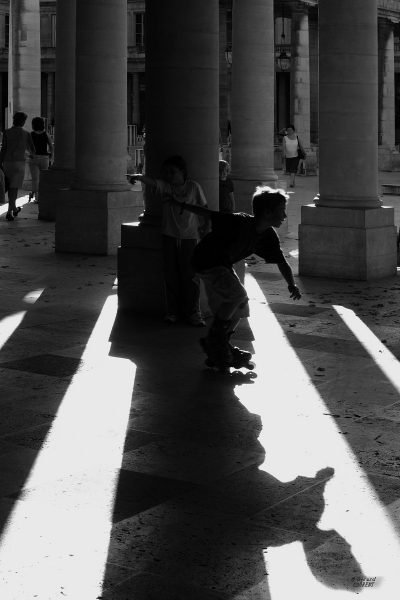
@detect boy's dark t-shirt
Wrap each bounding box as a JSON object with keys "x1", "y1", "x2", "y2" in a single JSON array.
[{"x1": 192, "y1": 212, "x2": 285, "y2": 271}]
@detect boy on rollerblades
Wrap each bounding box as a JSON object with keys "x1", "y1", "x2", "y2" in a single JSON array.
[{"x1": 165, "y1": 185, "x2": 301, "y2": 371}]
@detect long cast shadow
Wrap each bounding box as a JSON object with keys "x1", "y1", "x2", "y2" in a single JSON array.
[{"x1": 101, "y1": 311, "x2": 364, "y2": 598}]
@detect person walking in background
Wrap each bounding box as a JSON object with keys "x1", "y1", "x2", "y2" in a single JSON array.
[
  {"x1": 219, "y1": 160, "x2": 235, "y2": 213},
  {"x1": 28, "y1": 116, "x2": 53, "y2": 203},
  {"x1": 0, "y1": 111, "x2": 36, "y2": 221},
  {"x1": 128, "y1": 155, "x2": 209, "y2": 326},
  {"x1": 282, "y1": 124, "x2": 305, "y2": 188}
]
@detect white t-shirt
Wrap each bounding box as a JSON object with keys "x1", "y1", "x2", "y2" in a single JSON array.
[
  {"x1": 284, "y1": 135, "x2": 299, "y2": 158},
  {"x1": 155, "y1": 178, "x2": 207, "y2": 239}
]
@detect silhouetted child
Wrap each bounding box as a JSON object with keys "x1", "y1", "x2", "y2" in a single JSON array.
[
  {"x1": 128, "y1": 155, "x2": 208, "y2": 326},
  {"x1": 166, "y1": 185, "x2": 301, "y2": 368}
]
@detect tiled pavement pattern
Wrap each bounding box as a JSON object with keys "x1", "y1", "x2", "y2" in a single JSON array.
[{"x1": 0, "y1": 179, "x2": 400, "y2": 598}]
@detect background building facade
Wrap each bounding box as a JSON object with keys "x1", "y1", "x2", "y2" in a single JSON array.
[{"x1": 1, "y1": 0, "x2": 400, "y2": 171}]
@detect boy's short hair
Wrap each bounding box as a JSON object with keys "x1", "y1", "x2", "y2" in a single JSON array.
[
  {"x1": 252, "y1": 186, "x2": 288, "y2": 218},
  {"x1": 162, "y1": 155, "x2": 188, "y2": 180},
  {"x1": 219, "y1": 159, "x2": 230, "y2": 175},
  {"x1": 13, "y1": 112, "x2": 28, "y2": 127},
  {"x1": 32, "y1": 116, "x2": 45, "y2": 131}
]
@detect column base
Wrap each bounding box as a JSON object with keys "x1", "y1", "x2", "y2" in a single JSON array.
[
  {"x1": 118, "y1": 223, "x2": 165, "y2": 313},
  {"x1": 38, "y1": 168, "x2": 75, "y2": 221},
  {"x1": 299, "y1": 204, "x2": 397, "y2": 280},
  {"x1": 55, "y1": 189, "x2": 144, "y2": 255},
  {"x1": 118, "y1": 221, "x2": 211, "y2": 316}
]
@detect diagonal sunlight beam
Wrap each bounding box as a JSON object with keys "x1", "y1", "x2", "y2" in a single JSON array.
[
  {"x1": 333, "y1": 304, "x2": 400, "y2": 396},
  {"x1": 0, "y1": 293, "x2": 135, "y2": 599},
  {"x1": 234, "y1": 273, "x2": 400, "y2": 598}
]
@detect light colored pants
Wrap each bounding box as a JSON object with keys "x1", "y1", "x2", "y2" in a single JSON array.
[
  {"x1": 29, "y1": 155, "x2": 49, "y2": 192},
  {"x1": 199, "y1": 265, "x2": 249, "y2": 320}
]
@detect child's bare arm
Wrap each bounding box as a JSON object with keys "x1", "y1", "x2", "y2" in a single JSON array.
[
  {"x1": 277, "y1": 259, "x2": 301, "y2": 300},
  {"x1": 165, "y1": 195, "x2": 213, "y2": 219},
  {"x1": 127, "y1": 174, "x2": 157, "y2": 189}
]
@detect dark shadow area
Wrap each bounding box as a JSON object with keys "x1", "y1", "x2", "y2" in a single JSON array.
[{"x1": 100, "y1": 312, "x2": 365, "y2": 599}]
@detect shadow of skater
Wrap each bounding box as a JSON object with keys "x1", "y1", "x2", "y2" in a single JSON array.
[{"x1": 101, "y1": 314, "x2": 365, "y2": 599}]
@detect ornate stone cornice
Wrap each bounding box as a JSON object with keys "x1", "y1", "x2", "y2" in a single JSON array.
[{"x1": 378, "y1": 0, "x2": 400, "y2": 23}]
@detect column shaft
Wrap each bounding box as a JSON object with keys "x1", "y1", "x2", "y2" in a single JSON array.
[
  {"x1": 144, "y1": 0, "x2": 219, "y2": 216},
  {"x1": 317, "y1": 0, "x2": 379, "y2": 208},
  {"x1": 291, "y1": 9, "x2": 310, "y2": 149},
  {"x1": 53, "y1": 0, "x2": 76, "y2": 170},
  {"x1": 378, "y1": 18, "x2": 395, "y2": 149},
  {"x1": 8, "y1": 0, "x2": 41, "y2": 124},
  {"x1": 74, "y1": 0, "x2": 129, "y2": 190},
  {"x1": 230, "y1": 0, "x2": 276, "y2": 202},
  {"x1": 38, "y1": 0, "x2": 76, "y2": 221}
]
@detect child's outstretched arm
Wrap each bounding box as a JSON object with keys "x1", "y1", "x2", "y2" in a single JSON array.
[
  {"x1": 277, "y1": 259, "x2": 301, "y2": 300},
  {"x1": 127, "y1": 174, "x2": 157, "y2": 188},
  {"x1": 165, "y1": 195, "x2": 214, "y2": 220}
]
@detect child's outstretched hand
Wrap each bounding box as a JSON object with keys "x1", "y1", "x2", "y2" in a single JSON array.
[{"x1": 288, "y1": 284, "x2": 301, "y2": 300}]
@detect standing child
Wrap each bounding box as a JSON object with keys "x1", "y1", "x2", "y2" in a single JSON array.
[
  {"x1": 129, "y1": 155, "x2": 208, "y2": 326},
  {"x1": 166, "y1": 186, "x2": 301, "y2": 369},
  {"x1": 219, "y1": 160, "x2": 235, "y2": 213}
]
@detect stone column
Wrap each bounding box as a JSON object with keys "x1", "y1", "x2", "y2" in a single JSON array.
[
  {"x1": 290, "y1": 7, "x2": 317, "y2": 174},
  {"x1": 38, "y1": 0, "x2": 76, "y2": 220},
  {"x1": 299, "y1": 0, "x2": 397, "y2": 280},
  {"x1": 230, "y1": 0, "x2": 277, "y2": 213},
  {"x1": 378, "y1": 17, "x2": 396, "y2": 170},
  {"x1": 8, "y1": 0, "x2": 41, "y2": 124},
  {"x1": 55, "y1": 0, "x2": 141, "y2": 255},
  {"x1": 118, "y1": 0, "x2": 219, "y2": 313}
]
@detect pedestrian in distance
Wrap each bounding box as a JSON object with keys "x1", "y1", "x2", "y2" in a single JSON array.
[
  {"x1": 219, "y1": 160, "x2": 235, "y2": 213},
  {"x1": 28, "y1": 116, "x2": 53, "y2": 203},
  {"x1": 282, "y1": 124, "x2": 306, "y2": 188},
  {"x1": 128, "y1": 155, "x2": 209, "y2": 326},
  {"x1": 166, "y1": 185, "x2": 302, "y2": 371},
  {"x1": 0, "y1": 111, "x2": 36, "y2": 221}
]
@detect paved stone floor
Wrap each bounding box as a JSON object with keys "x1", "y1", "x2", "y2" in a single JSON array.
[{"x1": 0, "y1": 177, "x2": 400, "y2": 598}]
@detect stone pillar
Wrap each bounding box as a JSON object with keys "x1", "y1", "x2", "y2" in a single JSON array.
[
  {"x1": 8, "y1": 0, "x2": 41, "y2": 124},
  {"x1": 378, "y1": 17, "x2": 397, "y2": 171},
  {"x1": 55, "y1": 0, "x2": 141, "y2": 255},
  {"x1": 291, "y1": 7, "x2": 317, "y2": 174},
  {"x1": 299, "y1": 0, "x2": 397, "y2": 280},
  {"x1": 118, "y1": 0, "x2": 219, "y2": 313},
  {"x1": 230, "y1": 0, "x2": 277, "y2": 215},
  {"x1": 38, "y1": 0, "x2": 76, "y2": 221}
]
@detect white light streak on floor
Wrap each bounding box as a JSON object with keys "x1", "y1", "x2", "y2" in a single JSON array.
[
  {"x1": 0, "y1": 195, "x2": 30, "y2": 216},
  {"x1": 0, "y1": 312, "x2": 26, "y2": 350},
  {"x1": 333, "y1": 304, "x2": 400, "y2": 398},
  {"x1": 0, "y1": 294, "x2": 135, "y2": 599},
  {"x1": 235, "y1": 273, "x2": 400, "y2": 599}
]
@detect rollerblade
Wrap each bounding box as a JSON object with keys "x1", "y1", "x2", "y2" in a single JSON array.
[
  {"x1": 229, "y1": 344, "x2": 255, "y2": 371},
  {"x1": 200, "y1": 317, "x2": 233, "y2": 373}
]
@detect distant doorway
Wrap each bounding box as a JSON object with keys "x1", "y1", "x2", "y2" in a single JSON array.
[{"x1": 276, "y1": 71, "x2": 290, "y2": 133}]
